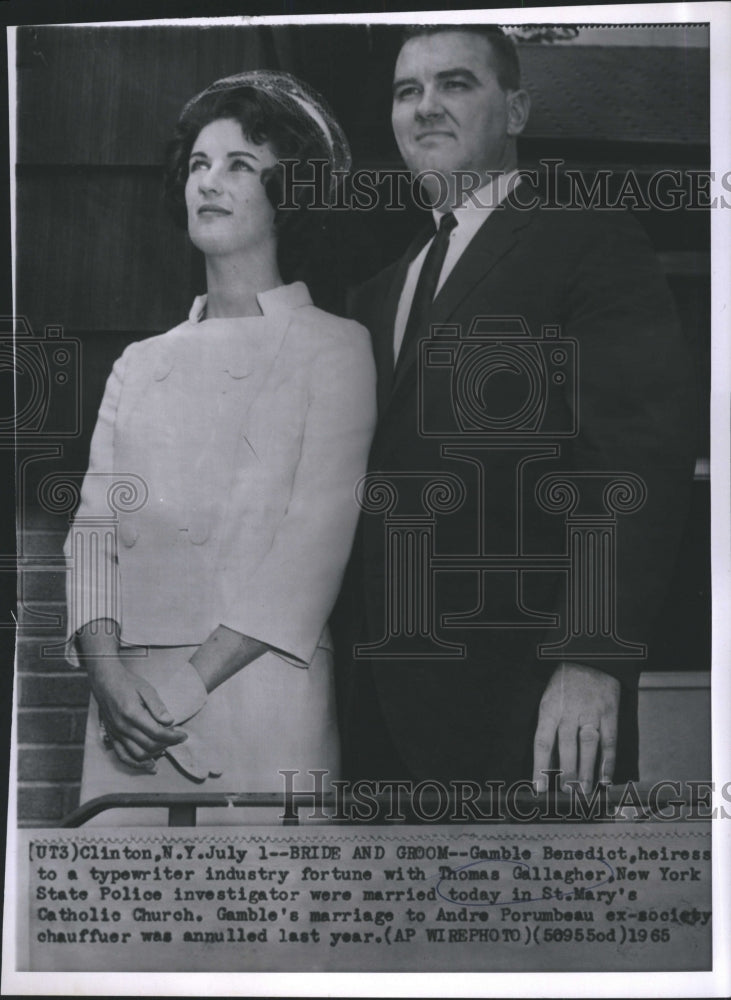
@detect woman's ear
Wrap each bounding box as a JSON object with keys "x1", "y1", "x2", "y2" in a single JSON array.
[
  {"x1": 261, "y1": 161, "x2": 285, "y2": 214},
  {"x1": 263, "y1": 156, "x2": 333, "y2": 213},
  {"x1": 506, "y1": 88, "x2": 531, "y2": 137}
]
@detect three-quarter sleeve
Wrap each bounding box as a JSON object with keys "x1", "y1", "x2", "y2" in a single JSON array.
[
  {"x1": 219, "y1": 320, "x2": 377, "y2": 665},
  {"x1": 63, "y1": 348, "x2": 130, "y2": 666}
]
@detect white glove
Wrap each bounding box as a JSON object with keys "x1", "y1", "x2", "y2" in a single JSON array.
[
  {"x1": 165, "y1": 732, "x2": 223, "y2": 783},
  {"x1": 145, "y1": 659, "x2": 208, "y2": 725},
  {"x1": 143, "y1": 660, "x2": 221, "y2": 781}
]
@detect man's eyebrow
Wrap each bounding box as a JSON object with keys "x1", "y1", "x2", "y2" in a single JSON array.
[
  {"x1": 392, "y1": 67, "x2": 483, "y2": 94},
  {"x1": 392, "y1": 75, "x2": 420, "y2": 95},
  {"x1": 434, "y1": 67, "x2": 482, "y2": 84}
]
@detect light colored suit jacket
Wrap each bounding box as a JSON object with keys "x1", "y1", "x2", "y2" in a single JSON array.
[{"x1": 65, "y1": 282, "x2": 376, "y2": 667}]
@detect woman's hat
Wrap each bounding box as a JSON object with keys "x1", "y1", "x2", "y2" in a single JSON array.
[{"x1": 179, "y1": 69, "x2": 352, "y2": 185}]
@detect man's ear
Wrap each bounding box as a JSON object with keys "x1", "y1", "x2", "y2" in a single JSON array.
[{"x1": 506, "y1": 88, "x2": 531, "y2": 137}]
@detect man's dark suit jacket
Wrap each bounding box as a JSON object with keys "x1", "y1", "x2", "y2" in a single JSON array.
[{"x1": 339, "y1": 194, "x2": 697, "y2": 785}]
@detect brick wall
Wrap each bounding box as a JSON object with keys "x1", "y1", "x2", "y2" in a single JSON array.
[{"x1": 17, "y1": 525, "x2": 87, "y2": 826}]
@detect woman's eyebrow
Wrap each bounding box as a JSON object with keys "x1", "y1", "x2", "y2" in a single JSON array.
[{"x1": 189, "y1": 149, "x2": 260, "y2": 160}]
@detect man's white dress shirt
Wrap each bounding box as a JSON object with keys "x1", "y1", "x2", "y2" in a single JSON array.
[{"x1": 393, "y1": 171, "x2": 519, "y2": 362}]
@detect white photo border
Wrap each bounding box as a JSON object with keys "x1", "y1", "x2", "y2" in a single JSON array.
[{"x1": 3, "y1": 2, "x2": 729, "y2": 996}]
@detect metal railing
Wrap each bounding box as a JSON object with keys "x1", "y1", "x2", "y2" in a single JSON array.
[{"x1": 60, "y1": 783, "x2": 683, "y2": 828}]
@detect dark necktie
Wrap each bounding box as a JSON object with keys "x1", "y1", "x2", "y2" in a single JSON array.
[{"x1": 396, "y1": 210, "x2": 457, "y2": 369}]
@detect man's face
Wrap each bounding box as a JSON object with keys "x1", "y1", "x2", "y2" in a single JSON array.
[{"x1": 392, "y1": 31, "x2": 524, "y2": 182}]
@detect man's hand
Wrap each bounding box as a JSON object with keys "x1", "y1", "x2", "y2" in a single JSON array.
[
  {"x1": 532, "y1": 662, "x2": 620, "y2": 793},
  {"x1": 88, "y1": 658, "x2": 188, "y2": 771}
]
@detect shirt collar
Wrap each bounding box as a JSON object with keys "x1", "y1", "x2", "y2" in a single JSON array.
[
  {"x1": 431, "y1": 169, "x2": 520, "y2": 236},
  {"x1": 188, "y1": 281, "x2": 312, "y2": 323}
]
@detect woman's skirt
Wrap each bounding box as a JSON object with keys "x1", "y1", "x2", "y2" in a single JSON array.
[{"x1": 78, "y1": 643, "x2": 340, "y2": 827}]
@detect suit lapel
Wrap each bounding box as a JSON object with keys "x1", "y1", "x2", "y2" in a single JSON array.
[
  {"x1": 390, "y1": 199, "x2": 536, "y2": 399},
  {"x1": 372, "y1": 255, "x2": 406, "y2": 416},
  {"x1": 372, "y1": 224, "x2": 434, "y2": 416}
]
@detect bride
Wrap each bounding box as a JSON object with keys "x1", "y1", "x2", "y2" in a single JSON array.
[{"x1": 64, "y1": 71, "x2": 376, "y2": 824}]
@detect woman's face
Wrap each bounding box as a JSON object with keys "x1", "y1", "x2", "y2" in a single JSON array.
[{"x1": 185, "y1": 117, "x2": 279, "y2": 258}]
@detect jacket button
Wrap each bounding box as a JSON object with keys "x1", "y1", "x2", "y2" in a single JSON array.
[
  {"x1": 152, "y1": 358, "x2": 174, "y2": 381},
  {"x1": 118, "y1": 519, "x2": 139, "y2": 547},
  {"x1": 224, "y1": 362, "x2": 252, "y2": 379},
  {"x1": 188, "y1": 512, "x2": 210, "y2": 545}
]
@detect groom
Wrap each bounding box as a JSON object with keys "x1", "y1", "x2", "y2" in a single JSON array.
[{"x1": 338, "y1": 25, "x2": 696, "y2": 793}]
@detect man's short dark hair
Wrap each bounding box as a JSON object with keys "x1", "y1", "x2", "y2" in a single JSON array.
[{"x1": 401, "y1": 25, "x2": 521, "y2": 92}]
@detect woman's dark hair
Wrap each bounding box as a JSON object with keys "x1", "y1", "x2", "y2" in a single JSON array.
[{"x1": 164, "y1": 86, "x2": 333, "y2": 277}]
